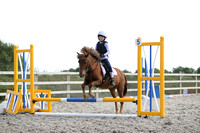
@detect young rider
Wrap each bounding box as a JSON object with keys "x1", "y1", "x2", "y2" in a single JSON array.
[{"x1": 95, "y1": 31, "x2": 115, "y2": 86}]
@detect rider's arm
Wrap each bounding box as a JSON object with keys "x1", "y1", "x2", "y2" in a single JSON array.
[{"x1": 104, "y1": 42, "x2": 110, "y2": 57}]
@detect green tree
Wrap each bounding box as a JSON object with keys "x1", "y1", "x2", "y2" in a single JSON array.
[
  {"x1": 135, "y1": 68, "x2": 161, "y2": 73},
  {"x1": 172, "y1": 66, "x2": 195, "y2": 73},
  {"x1": 62, "y1": 67, "x2": 80, "y2": 72},
  {"x1": 154, "y1": 68, "x2": 160, "y2": 73},
  {"x1": 0, "y1": 40, "x2": 14, "y2": 71},
  {"x1": 122, "y1": 69, "x2": 131, "y2": 73},
  {"x1": 197, "y1": 67, "x2": 200, "y2": 73},
  {"x1": 164, "y1": 69, "x2": 171, "y2": 73}
]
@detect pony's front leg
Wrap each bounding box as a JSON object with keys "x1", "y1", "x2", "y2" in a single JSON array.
[
  {"x1": 88, "y1": 80, "x2": 101, "y2": 98},
  {"x1": 82, "y1": 81, "x2": 88, "y2": 101}
]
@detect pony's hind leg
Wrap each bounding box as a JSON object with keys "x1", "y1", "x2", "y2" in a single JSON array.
[
  {"x1": 119, "y1": 102, "x2": 124, "y2": 114},
  {"x1": 109, "y1": 88, "x2": 119, "y2": 114},
  {"x1": 117, "y1": 86, "x2": 124, "y2": 114}
]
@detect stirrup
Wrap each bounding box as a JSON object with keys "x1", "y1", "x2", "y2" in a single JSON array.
[{"x1": 110, "y1": 78, "x2": 115, "y2": 86}]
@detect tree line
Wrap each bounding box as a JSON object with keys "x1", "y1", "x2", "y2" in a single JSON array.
[{"x1": 0, "y1": 40, "x2": 200, "y2": 73}]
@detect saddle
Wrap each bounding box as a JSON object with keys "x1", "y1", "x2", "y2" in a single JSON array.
[
  {"x1": 101, "y1": 62, "x2": 110, "y2": 83},
  {"x1": 96, "y1": 61, "x2": 117, "y2": 87}
]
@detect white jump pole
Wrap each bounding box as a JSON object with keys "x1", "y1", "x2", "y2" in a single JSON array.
[{"x1": 35, "y1": 112, "x2": 137, "y2": 118}]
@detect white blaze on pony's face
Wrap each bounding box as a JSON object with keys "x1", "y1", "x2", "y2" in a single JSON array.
[
  {"x1": 78, "y1": 58, "x2": 87, "y2": 78},
  {"x1": 77, "y1": 52, "x2": 89, "y2": 78}
]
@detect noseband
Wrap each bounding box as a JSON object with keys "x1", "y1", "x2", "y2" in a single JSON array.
[{"x1": 79, "y1": 57, "x2": 100, "y2": 73}]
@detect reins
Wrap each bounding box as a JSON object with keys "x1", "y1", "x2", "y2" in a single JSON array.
[{"x1": 80, "y1": 57, "x2": 101, "y2": 74}]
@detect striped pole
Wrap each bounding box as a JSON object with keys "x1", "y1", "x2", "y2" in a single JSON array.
[{"x1": 33, "y1": 98, "x2": 136, "y2": 103}]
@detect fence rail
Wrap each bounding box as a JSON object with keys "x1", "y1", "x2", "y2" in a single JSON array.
[{"x1": 0, "y1": 71, "x2": 200, "y2": 97}]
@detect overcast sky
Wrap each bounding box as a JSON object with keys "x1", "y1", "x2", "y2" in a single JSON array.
[{"x1": 0, "y1": 0, "x2": 199, "y2": 72}]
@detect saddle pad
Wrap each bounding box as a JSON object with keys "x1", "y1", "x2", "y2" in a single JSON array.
[{"x1": 100, "y1": 63, "x2": 118, "y2": 76}]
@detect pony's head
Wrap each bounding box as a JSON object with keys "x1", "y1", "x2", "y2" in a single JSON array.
[
  {"x1": 77, "y1": 46, "x2": 101, "y2": 78},
  {"x1": 77, "y1": 52, "x2": 89, "y2": 78}
]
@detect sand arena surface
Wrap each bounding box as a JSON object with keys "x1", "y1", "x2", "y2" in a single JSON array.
[{"x1": 0, "y1": 94, "x2": 199, "y2": 133}]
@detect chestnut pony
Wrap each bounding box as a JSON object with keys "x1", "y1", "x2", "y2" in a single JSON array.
[{"x1": 77, "y1": 46, "x2": 127, "y2": 114}]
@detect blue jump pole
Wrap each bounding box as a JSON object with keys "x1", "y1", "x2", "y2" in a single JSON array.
[
  {"x1": 67, "y1": 98, "x2": 97, "y2": 102},
  {"x1": 150, "y1": 46, "x2": 152, "y2": 112},
  {"x1": 23, "y1": 52, "x2": 26, "y2": 109},
  {"x1": 41, "y1": 93, "x2": 44, "y2": 109}
]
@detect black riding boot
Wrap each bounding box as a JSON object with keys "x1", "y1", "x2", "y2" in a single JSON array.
[{"x1": 110, "y1": 78, "x2": 115, "y2": 86}]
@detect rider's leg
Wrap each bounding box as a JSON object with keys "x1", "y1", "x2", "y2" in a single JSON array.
[{"x1": 101, "y1": 59, "x2": 115, "y2": 86}]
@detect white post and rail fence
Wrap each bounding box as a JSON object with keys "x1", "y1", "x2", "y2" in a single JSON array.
[{"x1": 0, "y1": 71, "x2": 199, "y2": 97}]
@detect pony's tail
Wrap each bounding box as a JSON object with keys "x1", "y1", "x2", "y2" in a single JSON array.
[{"x1": 123, "y1": 74, "x2": 128, "y2": 96}]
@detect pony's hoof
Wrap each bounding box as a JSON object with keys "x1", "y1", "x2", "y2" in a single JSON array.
[
  {"x1": 83, "y1": 96, "x2": 88, "y2": 101},
  {"x1": 89, "y1": 93, "x2": 95, "y2": 98}
]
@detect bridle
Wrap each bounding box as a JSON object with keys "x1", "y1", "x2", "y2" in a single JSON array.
[{"x1": 79, "y1": 57, "x2": 100, "y2": 74}]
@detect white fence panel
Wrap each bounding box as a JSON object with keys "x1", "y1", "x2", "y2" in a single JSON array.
[{"x1": 0, "y1": 71, "x2": 199, "y2": 97}]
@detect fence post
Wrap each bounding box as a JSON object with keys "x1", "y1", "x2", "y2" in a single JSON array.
[
  {"x1": 180, "y1": 74, "x2": 182, "y2": 94},
  {"x1": 96, "y1": 87, "x2": 99, "y2": 98},
  {"x1": 67, "y1": 75, "x2": 70, "y2": 98},
  {"x1": 196, "y1": 75, "x2": 197, "y2": 94}
]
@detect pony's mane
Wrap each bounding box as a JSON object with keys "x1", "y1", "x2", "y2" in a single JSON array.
[{"x1": 78, "y1": 46, "x2": 101, "y2": 60}]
